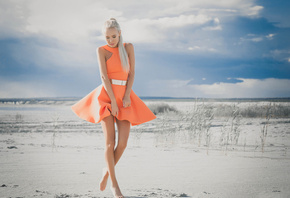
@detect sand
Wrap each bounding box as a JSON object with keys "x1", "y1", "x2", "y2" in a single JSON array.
[{"x1": 0, "y1": 100, "x2": 290, "y2": 198}]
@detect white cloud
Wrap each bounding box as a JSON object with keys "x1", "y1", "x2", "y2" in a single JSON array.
[
  {"x1": 188, "y1": 45, "x2": 217, "y2": 53},
  {"x1": 25, "y1": 0, "x2": 117, "y2": 44},
  {"x1": 119, "y1": 14, "x2": 213, "y2": 44},
  {"x1": 193, "y1": 78, "x2": 290, "y2": 98},
  {"x1": 1, "y1": 0, "x2": 263, "y2": 44},
  {"x1": 154, "y1": 0, "x2": 262, "y2": 18},
  {"x1": 245, "y1": 33, "x2": 276, "y2": 43},
  {"x1": 251, "y1": 37, "x2": 263, "y2": 42},
  {"x1": 266, "y1": 49, "x2": 290, "y2": 62},
  {"x1": 156, "y1": 14, "x2": 212, "y2": 28},
  {"x1": 0, "y1": 0, "x2": 30, "y2": 39},
  {"x1": 144, "y1": 79, "x2": 194, "y2": 97},
  {"x1": 239, "y1": 33, "x2": 276, "y2": 44},
  {"x1": 0, "y1": 0, "x2": 267, "y2": 65},
  {"x1": 202, "y1": 25, "x2": 222, "y2": 31},
  {"x1": 145, "y1": 78, "x2": 290, "y2": 98},
  {"x1": 2, "y1": 0, "x2": 286, "y2": 99},
  {"x1": 246, "y1": 5, "x2": 264, "y2": 17},
  {"x1": 188, "y1": 46, "x2": 201, "y2": 50},
  {"x1": 266, "y1": 33, "x2": 275, "y2": 40},
  {"x1": 202, "y1": 17, "x2": 222, "y2": 31},
  {"x1": 0, "y1": 80, "x2": 58, "y2": 98}
]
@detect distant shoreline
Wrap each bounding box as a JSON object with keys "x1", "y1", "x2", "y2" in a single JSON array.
[{"x1": 0, "y1": 97, "x2": 290, "y2": 104}]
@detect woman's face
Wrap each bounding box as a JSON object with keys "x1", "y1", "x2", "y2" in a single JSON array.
[{"x1": 105, "y1": 28, "x2": 120, "y2": 48}]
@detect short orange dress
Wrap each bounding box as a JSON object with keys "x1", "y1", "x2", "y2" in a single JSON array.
[{"x1": 71, "y1": 43, "x2": 156, "y2": 126}]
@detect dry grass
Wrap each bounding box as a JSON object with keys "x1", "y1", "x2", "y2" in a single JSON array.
[
  {"x1": 260, "y1": 103, "x2": 272, "y2": 153},
  {"x1": 148, "y1": 103, "x2": 178, "y2": 115},
  {"x1": 212, "y1": 102, "x2": 290, "y2": 118},
  {"x1": 1, "y1": 100, "x2": 288, "y2": 155},
  {"x1": 219, "y1": 104, "x2": 242, "y2": 155},
  {"x1": 150, "y1": 100, "x2": 288, "y2": 154}
]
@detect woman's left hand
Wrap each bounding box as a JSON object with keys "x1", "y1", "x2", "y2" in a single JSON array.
[{"x1": 123, "y1": 96, "x2": 131, "y2": 108}]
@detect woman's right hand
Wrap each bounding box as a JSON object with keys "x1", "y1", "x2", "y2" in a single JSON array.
[{"x1": 111, "y1": 100, "x2": 119, "y2": 117}]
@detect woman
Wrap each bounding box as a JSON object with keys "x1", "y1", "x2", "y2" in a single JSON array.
[{"x1": 71, "y1": 18, "x2": 156, "y2": 198}]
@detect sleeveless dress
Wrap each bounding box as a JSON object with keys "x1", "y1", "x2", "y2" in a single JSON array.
[{"x1": 71, "y1": 43, "x2": 156, "y2": 126}]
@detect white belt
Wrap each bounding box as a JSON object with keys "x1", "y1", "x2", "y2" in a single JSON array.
[{"x1": 111, "y1": 79, "x2": 127, "y2": 86}]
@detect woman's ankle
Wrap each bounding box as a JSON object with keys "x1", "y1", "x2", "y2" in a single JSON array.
[{"x1": 111, "y1": 183, "x2": 120, "y2": 189}]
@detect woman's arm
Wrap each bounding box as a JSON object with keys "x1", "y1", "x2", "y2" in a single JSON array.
[
  {"x1": 97, "y1": 47, "x2": 119, "y2": 116},
  {"x1": 123, "y1": 43, "x2": 135, "y2": 107}
]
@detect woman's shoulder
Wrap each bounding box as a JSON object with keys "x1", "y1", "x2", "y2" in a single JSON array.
[
  {"x1": 97, "y1": 44, "x2": 107, "y2": 50},
  {"x1": 124, "y1": 43, "x2": 134, "y2": 52},
  {"x1": 124, "y1": 42, "x2": 133, "y2": 48},
  {"x1": 96, "y1": 45, "x2": 107, "y2": 54}
]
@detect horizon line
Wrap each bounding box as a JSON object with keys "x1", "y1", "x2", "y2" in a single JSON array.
[{"x1": 0, "y1": 96, "x2": 290, "y2": 101}]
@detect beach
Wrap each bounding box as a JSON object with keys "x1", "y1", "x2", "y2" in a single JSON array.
[{"x1": 0, "y1": 99, "x2": 290, "y2": 198}]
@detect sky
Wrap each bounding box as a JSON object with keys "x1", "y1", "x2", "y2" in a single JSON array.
[{"x1": 0, "y1": 0, "x2": 290, "y2": 98}]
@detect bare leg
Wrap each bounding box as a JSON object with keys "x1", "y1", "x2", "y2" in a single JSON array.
[
  {"x1": 99, "y1": 118, "x2": 130, "y2": 193},
  {"x1": 100, "y1": 115, "x2": 124, "y2": 198}
]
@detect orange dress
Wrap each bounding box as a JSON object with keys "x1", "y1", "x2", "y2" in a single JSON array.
[{"x1": 71, "y1": 44, "x2": 156, "y2": 126}]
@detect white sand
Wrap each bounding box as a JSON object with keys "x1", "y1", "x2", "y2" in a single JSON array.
[{"x1": 0, "y1": 101, "x2": 290, "y2": 198}]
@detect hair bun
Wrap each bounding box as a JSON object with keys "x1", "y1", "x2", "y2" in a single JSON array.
[{"x1": 110, "y1": 18, "x2": 117, "y2": 21}]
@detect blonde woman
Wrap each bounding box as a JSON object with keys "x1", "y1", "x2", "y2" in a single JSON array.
[{"x1": 71, "y1": 18, "x2": 156, "y2": 198}]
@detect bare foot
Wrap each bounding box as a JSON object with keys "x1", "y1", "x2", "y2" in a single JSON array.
[
  {"x1": 99, "y1": 167, "x2": 109, "y2": 191},
  {"x1": 110, "y1": 186, "x2": 124, "y2": 198}
]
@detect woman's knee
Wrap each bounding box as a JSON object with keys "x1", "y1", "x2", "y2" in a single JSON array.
[
  {"x1": 105, "y1": 141, "x2": 115, "y2": 151},
  {"x1": 117, "y1": 139, "x2": 127, "y2": 150}
]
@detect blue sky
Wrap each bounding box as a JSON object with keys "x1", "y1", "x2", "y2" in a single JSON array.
[{"x1": 0, "y1": 0, "x2": 290, "y2": 98}]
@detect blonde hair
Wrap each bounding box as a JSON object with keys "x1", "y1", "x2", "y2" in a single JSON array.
[{"x1": 102, "y1": 18, "x2": 129, "y2": 72}]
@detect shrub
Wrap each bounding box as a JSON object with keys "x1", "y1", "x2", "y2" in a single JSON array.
[{"x1": 148, "y1": 103, "x2": 178, "y2": 115}]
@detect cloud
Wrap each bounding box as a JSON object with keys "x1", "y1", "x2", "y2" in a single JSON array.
[
  {"x1": 193, "y1": 78, "x2": 290, "y2": 98},
  {"x1": 1, "y1": 0, "x2": 264, "y2": 44},
  {"x1": 154, "y1": 0, "x2": 263, "y2": 18},
  {"x1": 116, "y1": 14, "x2": 216, "y2": 44},
  {"x1": 257, "y1": 0, "x2": 290, "y2": 28},
  {"x1": 24, "y1": 0, "x2": 120, "y2": 44},
  {"x1": 0, "y1": 0, "x2": 268, "y2": 60},
  {"x1": 153, "y1": 14, "x2": 212, "y2": 28},
  {"x1": 266, "y1": 49, "x2": 290, "y2": 62},
  {"x1": 246, "y1": 5, "x2": 264, "y2": 17},
  {"x1": 239, "y1": 33, "x2": 277, "y2": 44},
  {"x1": 0, "y1": 79, "x2": 57, "y2": 98},
  {"x1": 2, "y1": 77, "x2": 289, "y2": 98},
  {"x1": 0, "y1": 0, "x2": 289, "y2": 98},
  {"x1": 188, "y1": 46, "x2": 217, "y2": 52},
  {"x1": 0, "y1": 0, "x2": 30, "y2": 39},
  {"x1": 266, "y1": 33, "x2": 275, "y2": 40},
  {"x1": 145, "y1": 78, "x2": 290, "y2": 98}
]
